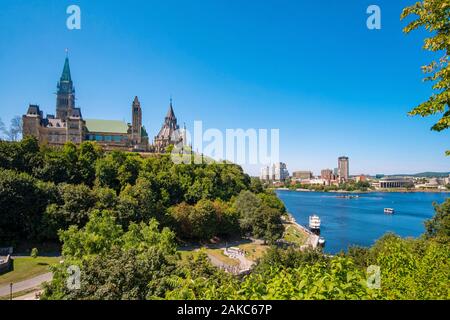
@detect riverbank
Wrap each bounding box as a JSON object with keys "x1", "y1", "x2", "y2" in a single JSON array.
[{"x1": 282, "y1": 214, "x2": 319, "y2": 249}]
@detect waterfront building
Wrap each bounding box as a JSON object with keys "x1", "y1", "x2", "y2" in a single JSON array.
[
  {"x1": 320, "y1": 169, "x2": 335, "y2": 186},
  {"x1": 444, "y1": 174, "x2": 450, "y2": 185},
  {"x1": 415, "y1": 177, "x2": 443, "y2": 189},
  {"x1": 321, "y1": 169, "x2": 333, "y2": 181},
  {"x1": 338, "y1": 156, "x2": 349, "y2": 182},
  {"x1": 355, "y1": 175, "x2": 367, "y2": 182},
  {"x1": 293, "y1": 171, "x2": 313, "y2": 180},
  {"x1": 379, "y1": 177, "x2": 413, "y2": 189},
  {"x1": 305, "y1": 178, "x2": 326, "y2": 185},
  {"x1": 22, "y1": 55, "x2": 183, "y2": 152}
]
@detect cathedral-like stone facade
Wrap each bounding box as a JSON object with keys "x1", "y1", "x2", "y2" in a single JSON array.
[{"x1": 23, "y1": 55, "x2": 184, "y2": 152}]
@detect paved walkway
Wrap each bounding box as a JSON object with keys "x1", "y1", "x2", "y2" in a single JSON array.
[
  {"x1": 223, "y1": 248, "x2": 254, "y2": 271},
  {"x1": 178, "y1": 238, "x2": 254, "y2": 252},
  {"x1": 203, "y1": 245, "x2": 255, "y2": 275},
  {"x1": 0, "y1": 272, "x2": 52, "y2": 298},
  {"x1": 13, "y1": 289, "x2": 42, "y2": 300}
]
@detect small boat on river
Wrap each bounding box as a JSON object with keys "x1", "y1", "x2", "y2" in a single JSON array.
[
  {"x1": 318, "y1": 237, "x2": 326, "y2": 246},
  {"x1": 336, "y1": 195, "x2": 360, "y2": 199}
]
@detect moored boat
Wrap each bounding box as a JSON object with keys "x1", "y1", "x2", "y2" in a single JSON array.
[
  {"x1": 384, "y1": 208, "x2": 395, "y2": 214},
  {"x1": 309, "y1": 215, "x2": 321, "y2": 233},
  {"x1": 318, "y1": 237, "x2": 326, "y2": 246}
]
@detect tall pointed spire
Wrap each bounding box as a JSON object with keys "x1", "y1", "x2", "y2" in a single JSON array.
[
  {"x1": 155, "y1": 97, "x2": 181, "y2": 152},
  {"x1": 60, "y1": 55, "x2": 72, "y2": 82},
  {"x1": 56, "y1": 52, "x2": 75, "y2": 120},
  {"x1": 166, "y1": 97, "x2": 176, "y2": 119}
]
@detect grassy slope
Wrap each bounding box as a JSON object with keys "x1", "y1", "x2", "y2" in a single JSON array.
[
  {"x1": 178, "y1": 248, "x2": 240, "y2": 266},
  {"x1": 237, "y1": 243, "x2": 269, "y2": 262},
  {"x1": 205, "y1": 249, "x2": 240, "y2": 266},
  {"x1": 0, "y1": 257, "x2": 60, "y2": 287},
  {"x1": 283, "y1": 224, "x2": 308, "y2": 246}
]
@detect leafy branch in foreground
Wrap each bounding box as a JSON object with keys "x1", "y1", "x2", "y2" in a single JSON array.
[{"x1": 401, "y1": 0, "x2": 450, "y2": 154}]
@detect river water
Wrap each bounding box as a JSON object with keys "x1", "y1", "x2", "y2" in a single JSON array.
[{"x1": 276, "y1": 190, "x2": 449, "y2": 253}]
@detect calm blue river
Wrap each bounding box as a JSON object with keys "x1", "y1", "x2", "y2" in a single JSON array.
[{"x1": 276, "y1": 190, "x2": 449, "y2": 254}]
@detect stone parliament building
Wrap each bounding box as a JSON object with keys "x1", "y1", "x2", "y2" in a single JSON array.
[{"x1": 23, "y1": 55, "x2": 185, "y2": 153}]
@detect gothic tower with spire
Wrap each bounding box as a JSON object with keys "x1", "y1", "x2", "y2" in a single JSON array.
[
  {"x1": 154, "y1": 98, "x2": 182, "y2": 153},
  {"x1": 131, "y1": 96, "x2": 142, "y2": 144},
  {"x1": 56, "y1": 55, "x2": 75, "y2": 121}
]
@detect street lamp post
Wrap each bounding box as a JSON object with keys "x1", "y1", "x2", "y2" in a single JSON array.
[{"x1": 9, "y1": 283, "x2": 13, "y2": 301}]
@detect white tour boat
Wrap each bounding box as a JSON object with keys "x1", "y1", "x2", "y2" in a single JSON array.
[
  {"x1": 384, "y1": 208, "x2": 395, "y2": 214},
  {"x1": 309, "y1": 215, "x2": 321, "y2": 231}
]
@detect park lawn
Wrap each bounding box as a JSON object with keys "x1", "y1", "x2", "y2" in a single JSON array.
[
  {"x1": 178, "y1": 249, "x2": 200, "y2": 262},
  {"x1": 237, "y1": 243, "x2": 269, "y2": 262},
  {"x1": 0, "y1": 257, "x2": 60, "y2": 287},
  {"x1": 205, "y1": 248, "x2": 240, "y2": 266},
  {"x1": 283, "y1": 224, "x2": 308, "y2": 246},
  {"x1": 178, "y1": 248, "x2": 239, "y2": 267}
]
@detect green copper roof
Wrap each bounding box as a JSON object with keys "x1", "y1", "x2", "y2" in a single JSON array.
[
  {"x1": 85, "y1": 119, "x2": 129, "y2": 134},
  {"x1": 61, "y1": 57, "x2": 72, "y2": 82}
]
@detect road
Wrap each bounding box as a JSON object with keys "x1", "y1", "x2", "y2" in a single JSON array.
[
  {"x1": 13, "y1": 290, "x2": 43, "y2": 300},
  {"x1": 0, "y1": 272, "x2": 53, "y2": 298}
]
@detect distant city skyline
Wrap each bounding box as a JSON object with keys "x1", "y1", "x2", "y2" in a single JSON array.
[{"x1": 0, "y1": 0, "x2": 449, "y2": 176}]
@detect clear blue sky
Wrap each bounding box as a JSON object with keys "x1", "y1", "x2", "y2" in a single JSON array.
[{"x1": 0, "y1": 0, "x2": 448, "y2": 176}]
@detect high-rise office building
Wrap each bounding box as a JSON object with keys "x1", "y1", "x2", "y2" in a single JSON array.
[
  {"x1": 338, "y1": 156, "x2": 349, "y2": 182},
  {"x1": 272, "y1": 162, "x2": 289, "y2": 181},
  {"x1": 260, "y1": 166, "x2": 271, "y2": 181},
  {"x1": 260, "y1": 163, "x2": 289, "y2": 182},
  {"x1": 321, "y1": 169, "x2": 333, "y2": 181}
]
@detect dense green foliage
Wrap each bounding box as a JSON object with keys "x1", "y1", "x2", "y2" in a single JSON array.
[
  {"x1": 169, "y1": 215, "x2": 450, "y2": 300},
  {"x1": 164, "y1": 213, "x2": 450, "y2": 300},
  {"x1": 43, "y1": 213, "x2": 179, "y2": 299},
  {"x1": 0, "y1": 137, "x2": 284, "y2": 245},
  {"x1": 235, "y1": 191, "x2": 285, "y2": 244},
  {"x1": 1, "y1": 137, "x2": 449, "y2": 300},
  {"x1": 401, "y1": 0, "x2": 449, "y2": 154},
  {"x1": 425, "y1": 199, "x2": 450, "y2": 243},
  {"x1": 168, "y1": 199, "x2": 239, "y2": 241},
  {"x1": 42, "y1": 196, "x2": 449, "y2": 300}
]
